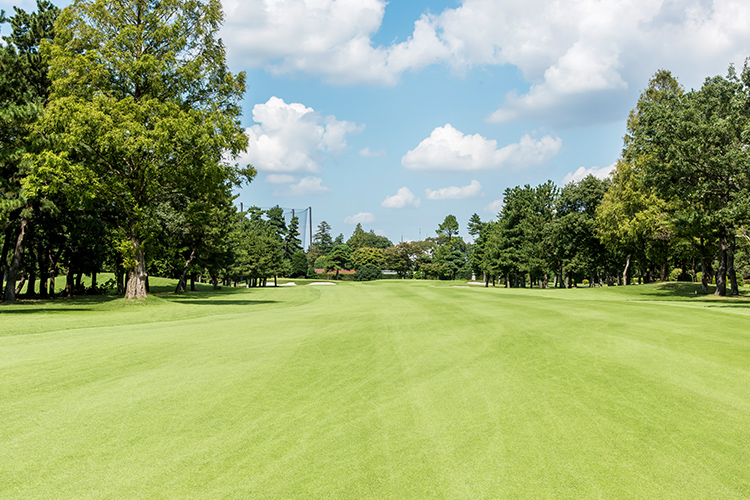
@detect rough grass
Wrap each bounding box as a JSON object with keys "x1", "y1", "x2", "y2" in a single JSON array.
[{"x1": 1, "y1": 280, "x2": 749, "y2": 498}]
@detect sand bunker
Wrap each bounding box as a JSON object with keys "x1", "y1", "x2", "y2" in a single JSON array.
[{"x1": 308, "y1": 282, "x2": 336, "y2": 286}]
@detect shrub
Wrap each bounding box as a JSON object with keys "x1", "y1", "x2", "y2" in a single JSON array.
[{"x1": 354, "y1": 265, "x2": 382, "y2": 281}]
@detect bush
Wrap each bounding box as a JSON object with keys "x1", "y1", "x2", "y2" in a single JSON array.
[
  {"x1": 353, "y1": 265, "x2": 382, "y2": 281},
  {"x1": 582, "y1": 279, "x2": 590, "y2": 286},
  {"x1": 456, "y1": 265, "x2": 473, "y2": 281}
]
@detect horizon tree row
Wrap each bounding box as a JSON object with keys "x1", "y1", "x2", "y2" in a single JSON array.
[{"x1": 470, "y1": 64, "x2": 750, "y2": 295}]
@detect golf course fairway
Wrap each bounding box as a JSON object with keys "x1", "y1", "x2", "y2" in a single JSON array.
[{"x1": 2, "y1": 280, "x2": 749, "y2": 498}]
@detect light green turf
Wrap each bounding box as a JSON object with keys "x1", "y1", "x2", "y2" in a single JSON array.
[{"x1": 1, "y1": 280, "x2": 749, "y2": 498}]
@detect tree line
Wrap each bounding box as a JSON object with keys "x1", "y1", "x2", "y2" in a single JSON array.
[{"x1": 471, "y1": 66, "x2": 750, "y2": 295}]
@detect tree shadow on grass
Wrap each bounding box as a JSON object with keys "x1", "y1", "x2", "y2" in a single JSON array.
[
  {"x1": 157, "y1": 287, "x2": 280, "y2": 306},
  {"x1": 0, "y1": 286, "x2": 275, "y2": 312},
  {"x1": 0, "y1": 307, "x2": 96, "y2": 314},
  {"x1": 163, "y1": 298, "x2": 278, "y2": 306},
  {"x1": 631, "y1": 282, "x2": 750, "y2": 304},
  {"x1": 0, "y1": 293, "x2": 121, "y2": 311}
]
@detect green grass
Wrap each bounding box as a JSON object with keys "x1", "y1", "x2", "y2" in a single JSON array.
[{"x1": 2, "y1": 280, "x2": 749, "y2": 498}]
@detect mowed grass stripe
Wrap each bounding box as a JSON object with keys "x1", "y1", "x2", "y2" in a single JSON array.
[{"x1": 1, "y1": 281, "x2": 749, "y2": 498}]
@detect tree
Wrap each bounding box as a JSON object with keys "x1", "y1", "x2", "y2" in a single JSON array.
[
  {"x1": 347, "y1": 223, "x2": 392, "y2": 250},
  {"x1": 596, "y1": 159, "x2": 675, "y2": 286},
  {"x1": 285, "y1": 216, "x2": 303, "y2": 260},
  {"x1": 436, "y1": 214, "x2": 459, "y2": 243},
  {"x1": 327, "y1": 244, "x2": 352, "y2": 280},
  {"x1": 288, "y1": 250, "x2": 308, "y2": 278},
  {"x1": 25, "y1": 0, "x2": 251, "y2": 299},
  {"x1": 351, "y1": 246, "x2": 384, "y2": 270},
  {"x1": 551, "y1": 176, "x2": 610, "y2": 287},
  {"x1": 1, "y1": 0, "x2": 58, "y2": 301},
  {"x1": 629, "y1": 65, "x2": 750, "y2": 295},
  {"x1": 309, "y1": 220, "x2": 333, "y2": 264},
  {"x1": 384, "y1": 241, "x2": 422, "y2": 278},
  {"x1": 346, "y1": 223, "x2": 368, "y2": 250},
  {"x1": 430, "y1": 215, "x2": 467, "y2": 280}
]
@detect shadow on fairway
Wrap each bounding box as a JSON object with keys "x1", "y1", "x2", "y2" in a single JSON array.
[
  {"x1": 628, "y1": 282, "x2": 750, "y2": 305},
  {"x1": 0, "y1": 307, "x2": 96, "y2": 314},
  {"x1": 0, "y1": 293, "x2": 121, "y2": 309},
  {"x1": 163, "y1": 299, "x2": 278, "y2": 306},
  {"x1": 160, "y1": 287, "x2": 279, "y2": 306}
]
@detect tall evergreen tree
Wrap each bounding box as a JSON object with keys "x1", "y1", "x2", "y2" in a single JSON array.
[
  {"x1": 0, "y1": 0, "x2": 58, "y2": 301},
  {"x1": 25, "y1": 0, "x2": 251, "y2": 299}
]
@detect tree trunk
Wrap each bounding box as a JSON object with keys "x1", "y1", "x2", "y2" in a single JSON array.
[
  {"x1": 15, "y1": 275, "x2": 27, "y2": 295},
  {"x1": 700, "y1": 257, "x2": 709, "y2": 294},
  {"x1": 715, "y1": 227, "x2": 728, "y2": 297},
  {"x1": 47, "y1": 247, "x2": 59, "y2": 297},
  {"x1": 4, "y1": 219, "x2": 27, "y2": 303},
  {"x1": 36, "y1": 247, "x2": 49, "y2": 299},
  {"x1": 190, "y1": 272, "x2": 196, "y2": 291},
  {"x1": 692, "y1": 256, "x2": 697, "y2": 283},
  {"x1": 728, "y1": 235, "x2": 738, "y2": 296},
  {"x1": 91, "y1": 272, "x2": 97, "y2": 293},
  {"x1": 64, "y1": 262, "x2": 74, "y2": 296},
  {"x1": 48, "y1": 270, "x2": 56, "y2": 296},
  {"x1": 543, "y1": 270, "x2": 549, "y2": 289},
  {"x1": 25, "y1": 243, "x2": 37, "y2": 296},
  {"x1": 116, "y1": 268, "x2": 125, "y2": 295},
  {"x1": 125, "y1": 240, "x2": 148, "y2": 299},
  {"x1": 175, "y1": 248, "x2": 196, "y2": 293}
]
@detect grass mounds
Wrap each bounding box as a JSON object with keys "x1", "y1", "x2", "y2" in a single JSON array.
[{"x1": 1, "y1": 281, "x2": 749, "y2": 498}]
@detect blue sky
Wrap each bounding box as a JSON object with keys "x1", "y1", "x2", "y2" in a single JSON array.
[{"x1": 4, "y1": 0, "x2": 750, "y2": 245}]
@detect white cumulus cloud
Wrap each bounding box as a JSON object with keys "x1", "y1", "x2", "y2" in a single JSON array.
[
  {"x1": 563, "y1": 164, "x2": 616, "y2": 184},
  {"x1": 274, "y1": 176, "x2": 331, "y2": 196},
  {"x1": 359, "y1": 147, "x2": 386, "y2": 158},
  {"x1": 425, "y1": 180, "x2": 483, "y2": 200},
  {"x1": 221, "y1": 0, "x2": 750, "y2": 123},
  {"x1": 265, "y1": 174, "x2": 297, "y2": 184},
  {"x1": 484, "y1": 198, "x2": 504, "y2": 215},
  {"x1": 240, "y1": 96, "x2": 362, "y2": 174},
  {"x1": 344, "y1": 212, "x2": 376, "y2": 224},
  {"x1": 382, "y1": 187, "x2": 421, "y2": 208},
  {"x1": 402, "y1": 124, "x2": 561, "y2": 171}
]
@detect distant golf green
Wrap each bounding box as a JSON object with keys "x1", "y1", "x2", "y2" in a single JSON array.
[{"x1": 2, "y1": 280, "x2": 749, "y2": 498}]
